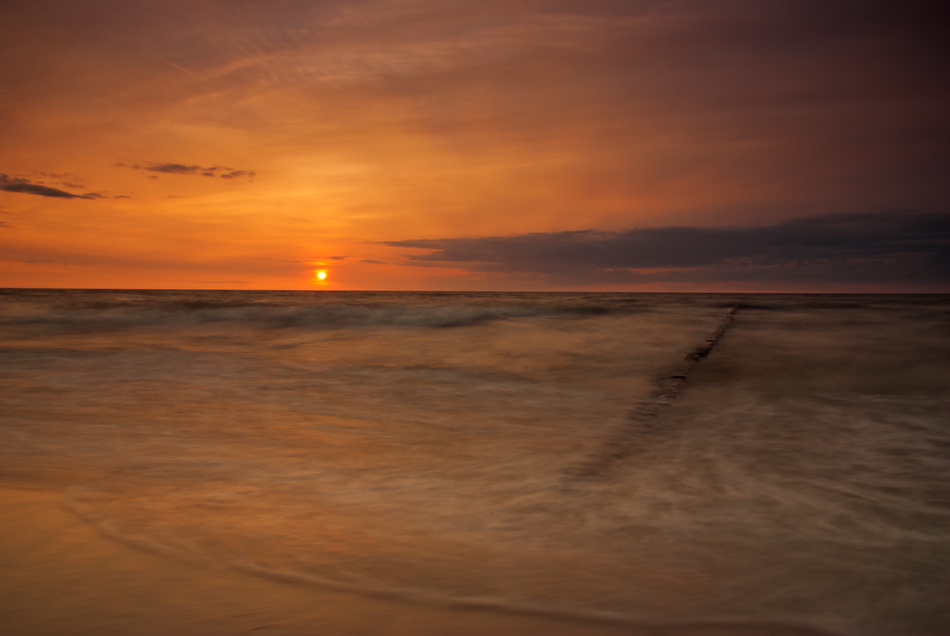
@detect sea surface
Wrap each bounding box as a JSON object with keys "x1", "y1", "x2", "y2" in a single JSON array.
[{"x1": 1, "y1": 289, "x2": 948, "y2": 635}]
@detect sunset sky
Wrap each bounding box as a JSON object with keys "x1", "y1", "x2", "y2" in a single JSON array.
[{"x1": 2, "y1": 0, "x2": 948, "y2": 291}]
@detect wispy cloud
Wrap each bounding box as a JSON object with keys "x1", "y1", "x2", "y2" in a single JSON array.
[
  {"x1": 120, "y1": 162, "x2": 256, "y2": 180},
  {"x1": 0, "y1": 174, "x2": 99, "y2": 200},
  {"x1": 141, "y1": 163, "x2": 203, "y2": 174},
  {"x1": 219, "y1": 170, "x2": 251, "y2": 179},
  {"x1": 384, "y1": 211, "x2": 950, "y2": 286}
]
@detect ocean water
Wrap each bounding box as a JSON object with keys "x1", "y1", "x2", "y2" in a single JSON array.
[{"x1": 1, "y1": 289, "x2": 948, "y2": 634}]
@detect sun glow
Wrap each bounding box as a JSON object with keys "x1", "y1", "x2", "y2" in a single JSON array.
[{"x1": 314, "y1": 270, "x2": 328, "y2": 283}]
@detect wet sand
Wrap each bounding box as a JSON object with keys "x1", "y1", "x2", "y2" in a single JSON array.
[{"x1": 0, "y1": 477, "x2": 836, "y2": 636}]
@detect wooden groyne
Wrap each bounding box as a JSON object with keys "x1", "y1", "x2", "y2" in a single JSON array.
[{"x1": 562, "y1": 307, "x2": 739, "y2": 481}]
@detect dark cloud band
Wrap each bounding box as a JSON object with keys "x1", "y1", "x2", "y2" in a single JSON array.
[{"x1": 384, "y1": 211, "x2": 950, "y2": 285}]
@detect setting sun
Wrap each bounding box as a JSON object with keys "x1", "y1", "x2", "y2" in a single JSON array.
[{"x1": 316, "y1": 271, "x2": 327, "y2": 280}]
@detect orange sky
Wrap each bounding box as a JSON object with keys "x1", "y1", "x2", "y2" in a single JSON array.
[{"x1": 2, "y1": 0, "x2": 948, "y2": 291}]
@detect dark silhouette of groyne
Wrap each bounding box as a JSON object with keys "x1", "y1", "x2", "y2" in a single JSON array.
[{"x1": 563, "y1": 307, "x2": 739, "y2": 481}]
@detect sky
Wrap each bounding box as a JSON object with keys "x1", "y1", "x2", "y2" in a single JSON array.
[{"x1": 1, "y1": 0, "x2": 948, "y2": 291}]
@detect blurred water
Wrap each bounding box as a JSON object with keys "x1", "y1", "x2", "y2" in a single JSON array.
[{"x1": 1, "y1": 289, "x2": 948, "y2": 634}]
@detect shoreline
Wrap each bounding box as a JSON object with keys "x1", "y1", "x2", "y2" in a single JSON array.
[{"x1": 0, "y1": 484, "x2": 840, "y2": 636}]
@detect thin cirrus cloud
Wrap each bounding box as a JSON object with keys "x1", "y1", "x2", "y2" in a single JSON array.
[
  {"x1": 383, "y1": 211, "x2": 950, "y2": 286},
  {"x1": 0, "y1": 174, "x2": 102, "y2": 200}
]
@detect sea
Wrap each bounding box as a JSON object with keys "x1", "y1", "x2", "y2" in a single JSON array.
[{"x1": 1, "y1": 289, "x2": 948, "y2": 635}]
